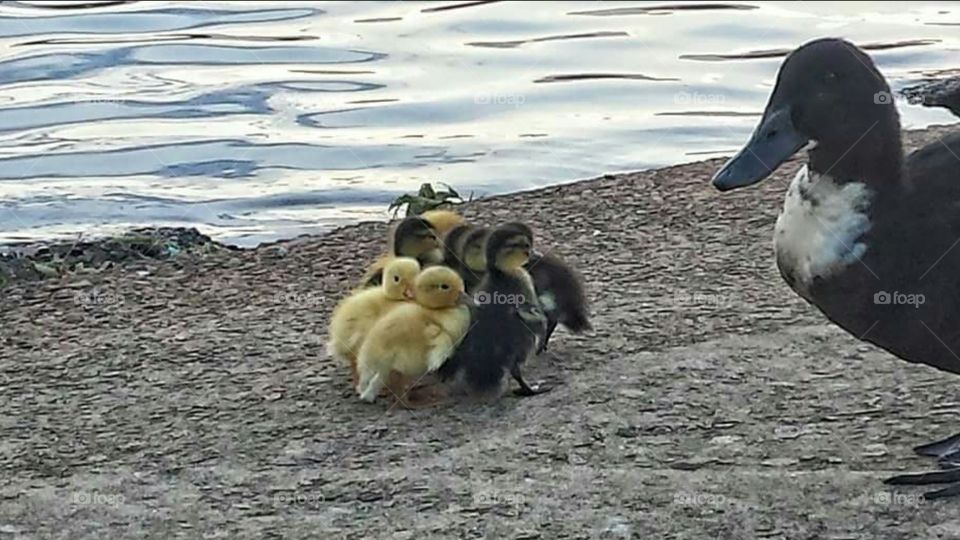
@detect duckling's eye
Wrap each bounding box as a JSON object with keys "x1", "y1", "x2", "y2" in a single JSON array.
[
  {"x1": 393, "y1": 275, "x2": 400, "y2": 283},
  {"x1": 440, "y1": 283, "x2": 450, "y2": 290}
]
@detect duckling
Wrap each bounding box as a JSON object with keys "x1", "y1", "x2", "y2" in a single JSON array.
[
  {"x1": 441, "y1": 224, "x2": 489, "y2": 293},
  {"x1": 327, "y1": 258, "x2": 421, "y2": 385},
  {"x1": 525, "y1": 251, "x2": 591, "y2": 353},
  {"x1": 363, "y1": 216, "x2": 443, "y2": 286},
  {"x1": 457, "y1": 226, "x2": 490, "y2": 293},
  {"x1": 439, "y1": 222, "x2": 550, "y2": 397},
  {"x1": 441, "y1": 223, "x2": 474, "y2": 271},
  {"x1": 421, "y1": 208, "x2": 466, "y2": 237},
  {"x1": 355, "y1": 266, "x2": 472, "y2": 402}
]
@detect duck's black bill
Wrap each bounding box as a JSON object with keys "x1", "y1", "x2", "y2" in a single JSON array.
[{"x1": 712, "y1": 106, "x2": 807, "y2": 191}]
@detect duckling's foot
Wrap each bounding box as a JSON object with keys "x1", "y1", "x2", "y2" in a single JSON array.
[
  {"x1": 513, "y1": 383, "x2": 551, "y2": 397},
  {"x1": 510, "y1": 365, "x2": 551, "y2": 396}
]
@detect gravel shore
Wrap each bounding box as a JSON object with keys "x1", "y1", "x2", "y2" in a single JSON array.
[{"x1": 2, "y1": 123, "x2": 959, "y2": 539}]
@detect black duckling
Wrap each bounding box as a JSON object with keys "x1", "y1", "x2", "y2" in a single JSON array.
[
  {"x1": 452, "y1": 226, "x2": 490, "y2": 293},
  {"x1": 440, "y1": 223, "x2": 474, "y2": 273},
  {"x1": 363, "y1": 216, "x2": 443, "y2": 286},
  {"x1": 713, "y1": 38, "x2": 960, "y2": 499},
  {"x1": 438, "y1": 222, "x2": 549, "y2": 397},
  {"x1": 525, "y1": 251, "x2": 591, "y2": 353}
]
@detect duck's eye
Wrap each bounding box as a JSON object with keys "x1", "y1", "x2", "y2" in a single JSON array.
[
  {"x1": 765, "y1": 129, "x2": 779, "y2": 140},
  {"x1": 440, "y1": 283, "x2": 450, "y2": 290},
  {"x1": 393, "y1": 275, "x2": 400, "y2": 283}
]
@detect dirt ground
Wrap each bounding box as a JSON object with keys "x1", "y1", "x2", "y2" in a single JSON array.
[{"x1": 2, "y1": 124, "x2": 960, "y2": 540}]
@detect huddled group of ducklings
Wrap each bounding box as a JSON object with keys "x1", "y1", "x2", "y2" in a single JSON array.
[{"x1": 327, "y1": 209, "x2": 591, "y2": 407}]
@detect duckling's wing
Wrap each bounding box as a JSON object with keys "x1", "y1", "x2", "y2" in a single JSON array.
[{"x1": 423, "y1": 322, "x2": 457, "y2": 371}]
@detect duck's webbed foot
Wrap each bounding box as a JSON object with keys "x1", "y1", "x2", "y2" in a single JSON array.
[
  {"x1": 884, "y1": 431, "x2": 960, "y2": 500},
  {"x1": 914, "y1": 432, "x2": 960, "y2": 464},
  {"x1": 510, "y1": 364, "x2": 551, "y2": 397}
]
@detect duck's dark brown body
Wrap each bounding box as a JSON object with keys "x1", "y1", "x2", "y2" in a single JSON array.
[{"x1": 794, "y1": 133, "x2": 960, "y2": 376}]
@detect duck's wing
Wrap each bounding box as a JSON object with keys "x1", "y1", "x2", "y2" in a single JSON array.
[{"x1": 870, "y1": 132, "x2": 960, "y2": 375}]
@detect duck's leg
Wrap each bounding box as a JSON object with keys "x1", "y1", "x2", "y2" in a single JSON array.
[
  {"x1": 536, "y1": 318, "x2": 559, "y2": 354},
  {"x1": 510, "y1": 363, "x2": 551, "y2": 396},
  {"x1": 884, "y1": 431, "x2": 960, "y2": 499}
]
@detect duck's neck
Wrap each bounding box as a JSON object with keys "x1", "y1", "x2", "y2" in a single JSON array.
[{"x1": 807, "y1": 114, "x2": 904, "y2": 191}]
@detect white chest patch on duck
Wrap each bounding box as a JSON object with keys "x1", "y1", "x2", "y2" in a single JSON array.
[{"x1": 774, "y1": 165, "x2": 873, "y2": 290}]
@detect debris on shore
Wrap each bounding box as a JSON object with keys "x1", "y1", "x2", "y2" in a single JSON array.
[{"x1": 0, "y1": 227, "x2": 232, "y2": 287}]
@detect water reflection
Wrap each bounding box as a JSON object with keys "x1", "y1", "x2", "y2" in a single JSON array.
[{"x1": 0, "y1": 0, "x2": 956, "y2": 246}]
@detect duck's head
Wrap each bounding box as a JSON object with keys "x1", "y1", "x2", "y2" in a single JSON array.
[
  {"x1": 421, "y1": 209, "x2": 465, "y2": 237},
  {"x1": 413, "y1": 266, "x2": 470, "y2": 309},
  {"x1": 442, "y1": 223, "x2": 474, "y2": 263},
  {"x1": 382, "y1": 257, "x2": 421, "y2": 300},
  {"x1": 392, "y1": 216, "x2": 443, "y2": 263},
  {"x1": 713, "y1": 38, "x2": 902, "y2": 191},
  {"x1": 486, "y1": 222, "x2": 533, "y2": 273},
  {"x1": 461, "y1": 227, "x2": 491, "y2": 272}
]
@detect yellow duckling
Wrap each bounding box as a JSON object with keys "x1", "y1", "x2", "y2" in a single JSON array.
[
  {"x1": 420, "y1": 208, "x2": 466, "y2": 237},
  {"x1": 355, "y1": 266, "x2": 472, "y2": 402},
  {"x1": 327, "y1": 258, "x2": 421, "y2": 385}
]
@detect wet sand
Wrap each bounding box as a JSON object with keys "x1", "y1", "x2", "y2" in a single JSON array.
[{"x1": 2, "y1": 123, "x2": 959, "y2": 539}]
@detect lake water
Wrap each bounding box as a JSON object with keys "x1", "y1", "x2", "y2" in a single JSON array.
[{"x1": 0, "y1": 1, "x2": 958, "y2": 246}]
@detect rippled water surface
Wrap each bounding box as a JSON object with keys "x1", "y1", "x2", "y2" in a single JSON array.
[{"x1": 1, "y1": 1, "x2": 958, "y2": 246}]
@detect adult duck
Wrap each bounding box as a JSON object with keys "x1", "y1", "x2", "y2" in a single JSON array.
[{"x1": 712, "y1": 38, "x2": 960, "y2": 499}]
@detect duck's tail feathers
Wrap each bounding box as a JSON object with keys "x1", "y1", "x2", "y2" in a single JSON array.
[
  {"x1": 526, "y1": 253, "x2": 591, "y2": 333},
  {"x1": 561, "y1": 308, "x2": 591, "y2": 334}
]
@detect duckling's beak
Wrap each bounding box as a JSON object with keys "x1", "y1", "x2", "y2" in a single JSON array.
[
  {"x1": 458, "y1": 291, "x2": 475, "y2": 307},
  {"x1": 712, "y1": 105, "x2": 808, "y2": 191},
  {"x1": 403, "y1": 286, "x2": 415, "y2": 300}
]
